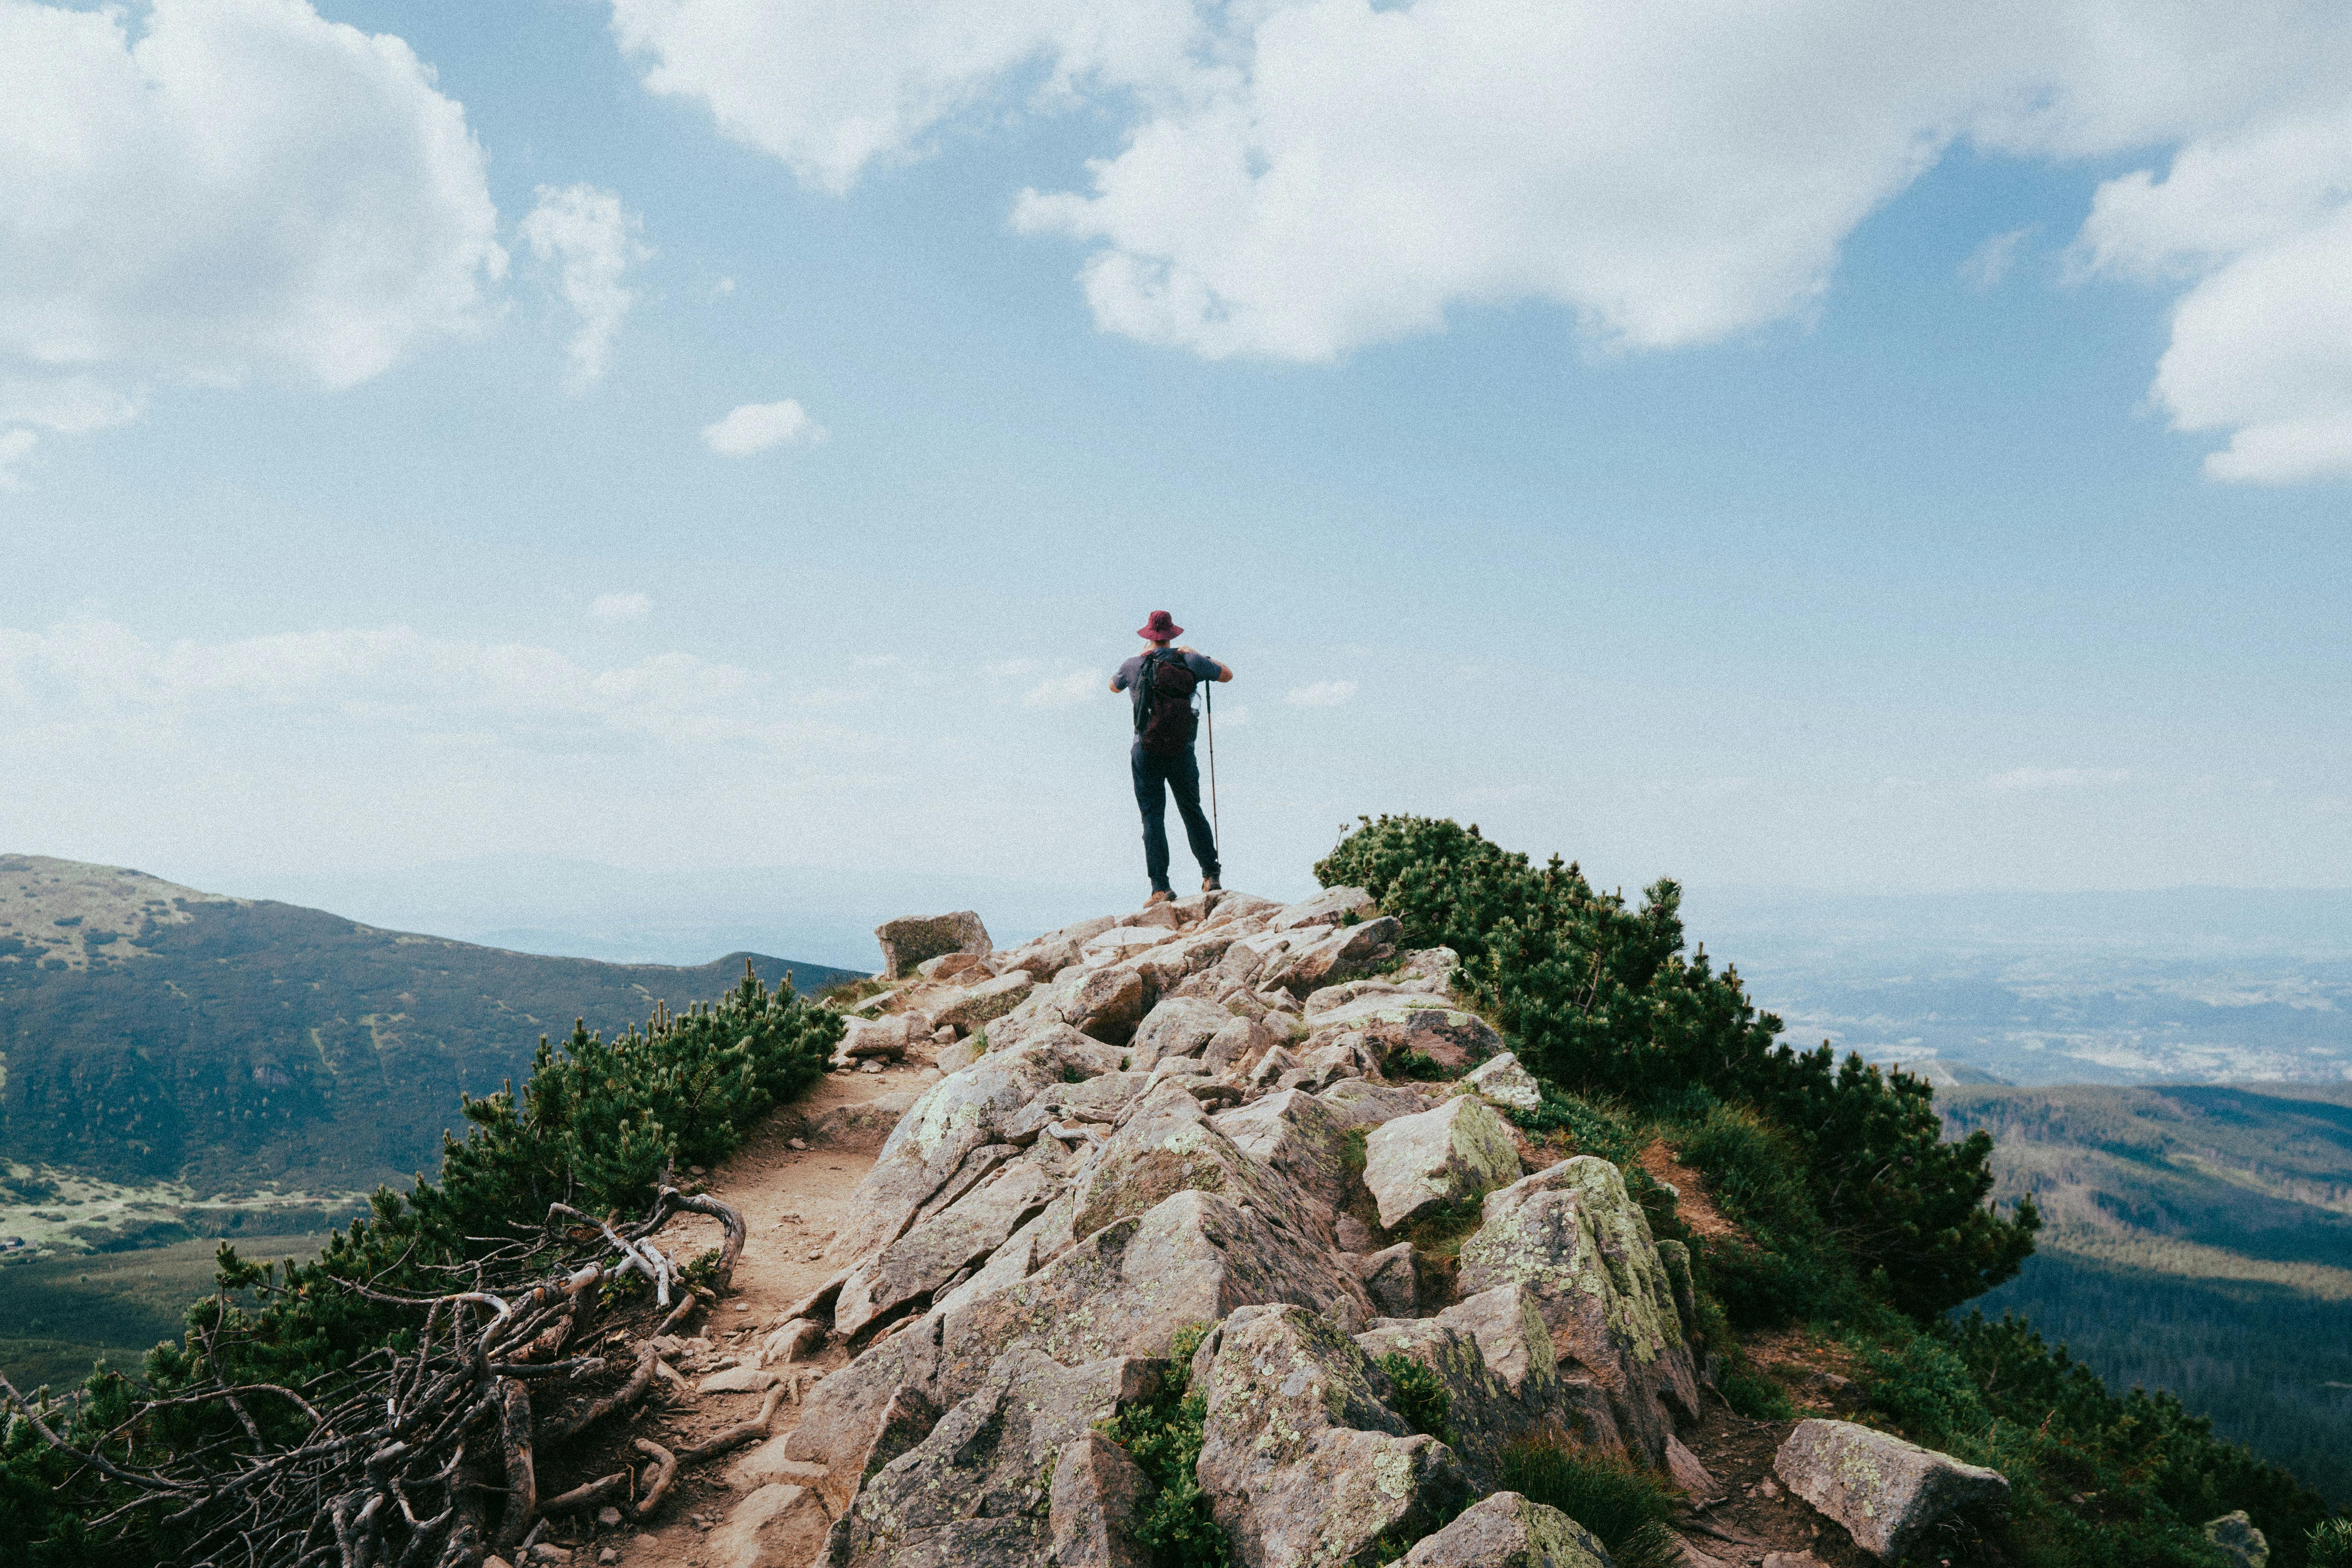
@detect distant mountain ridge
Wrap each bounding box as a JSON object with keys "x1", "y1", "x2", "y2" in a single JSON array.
[{"x1": 0, "y1": 855, "x2": 862, "y2": 1230}]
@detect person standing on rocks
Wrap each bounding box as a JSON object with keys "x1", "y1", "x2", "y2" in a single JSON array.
[{"x1": 1111, "y1": 610, "x2": 1232, "y2": 904}]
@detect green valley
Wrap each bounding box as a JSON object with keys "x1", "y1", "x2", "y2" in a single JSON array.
[
  {"x1": 0, "y1": 854, "x2": 862, "y2": 1251},
  {"x1": 1944, "y1": 1082, "x2": 2352, "y2": 1503}
]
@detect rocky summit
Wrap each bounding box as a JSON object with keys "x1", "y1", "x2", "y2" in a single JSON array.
[{"x1": 700, "y1": 886, "x2": 1997, "y2": 1568}]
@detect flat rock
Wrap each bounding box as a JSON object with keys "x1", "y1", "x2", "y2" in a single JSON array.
[
  {"x1": 1397, "y1": 1491, "x2": 1611, "y2": 1568},
  {"x1": 1315, "y1": 1078, "x2": 1434, "y2": 1130},
  {"x1": 1456, "y1": 1158, "x2": 1701, "y2": 1463},
  {"x1": 1269, "y1": 887, "x2": 1380, "y2": 932},
  {"x1": 1363, "y1": 1094, "x2": 1523, "y2": 1229},
  {"x1": 1773, "y1": 1418, "x2": 2010, "y2": 1561},
  {"x1": 931, "y1": 970, "x2": 1036, "y2": 1033},
  {"x1": 698, "y1": 1364, "x2": 779, "y2": 1394},
  {"x1": 725, "y1": 1435, "x2": 832, "y2": 1492},
  {"x1": 707, "y1": 1482, "x2": 833, "y2": 1568},
  {"x1": 875, "y1": 911, "x2": 991, "y2": 979},
  {"x1": 1195, "y1": 1304, "x2": 1470, "y2": 1568}
]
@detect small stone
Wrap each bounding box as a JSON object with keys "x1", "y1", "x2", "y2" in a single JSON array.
[
  {"x1": 859, "y1": 1058, "x2": 885, "y2": 1073},
  {"x1": 733, "y1": 1302, "x2": 750, "y2": 1312},
  {"x1": 1397, "y1": 1490, "x2": 1610, "y2": 1566},
  {"x1": 597, "y1": 1552, "x2": 619, "y2": 1567},
  {"x1": 595, "y1": 1504, "x2": 623, "y2": 1527},
  {"x1": 786, "y1": 1138, "x2": 808, "y2": 1150},
  {"x1": 526, "y1": 1546, "x2": 571, "y2": 1565},
  {"x1": 1462, "y1": 1051, "x2": 1543, "y2": 1111}
]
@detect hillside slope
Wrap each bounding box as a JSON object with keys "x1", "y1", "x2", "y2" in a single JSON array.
[
  {"x1": 0, "y1": 855, "x2": 861, "y2": 1217},
  {"x1": 1943, "y1": 1082, "x2": 2352, "y2": 1501}
]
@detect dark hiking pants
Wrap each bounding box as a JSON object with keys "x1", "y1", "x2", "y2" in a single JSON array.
[{"x1": 1132, "y1": 741, "x2": 1219, "y2": 892}]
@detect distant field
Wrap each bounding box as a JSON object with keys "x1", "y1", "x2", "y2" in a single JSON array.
[{"x1": 0, "y1": 1232, "x2": 329, "y2": 1392}]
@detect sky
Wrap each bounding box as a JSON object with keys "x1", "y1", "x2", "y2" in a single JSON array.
[{"x1": 2, "y1": 0, "x2": 2350, "y2": 918}]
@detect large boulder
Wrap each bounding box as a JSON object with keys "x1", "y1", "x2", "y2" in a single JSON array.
[
  {"x1": 935, "y1": 1188, "x2": 1373, "y2": 1411},
  {"x1": 1363, "y1": 1095, "x2": 1524, "y2": 1229},
  {"x1": 1070, "y1": 1081, "x2": 1321, "y2": 1241},
  {"x1": 1210, "y1": 1088, "x2": 1355, "y2": 1216},
  {"x1": 2203, "y1": 1511, "x2": 2271, "y2": 1568},
  {"x1": 1772, "y1": 1419, "x2": 2010, "y2": 1562},
  {"x1": 1066, "y1": 967, "x2": 1150, "y2": 1046},
  {"x1": 1194, "y1": 1304, "x2": 1471, "y2": 1568},
  {"x1": 1316, "y1": 1079, "x2": 1435, "y2": 1130},
  {"x1": 1396, "y1": 1491, "x2": 1612, "y2": 1568},
  {"x1": 1454, "y1": 1158, "x2": 1701, "y2": 1462},
  {"x1": 1261, "y1": 916, "x2": 1403, "y2": 996},
  {"x1": 832, "y1": 1151, "x2": 1065, "y2": 1337},
  {"x1": 826, "y1": 1347, "x2": 1160, "y2": 1568},
  {"x1": 876, "y1": 911, "x2": 991, "y2": 979},
  {"x1": 1307, "y1": 994, "x2": 1504, "y2": 1073},
  {"x1": 932, "y1": 970, "x2": 1036, "y2": 1034},
  {"x1": 1128, "y1": 996, "x2": 1238, "y2": 1071}
]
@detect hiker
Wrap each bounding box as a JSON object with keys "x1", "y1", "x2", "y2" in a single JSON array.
[{"x1": 1111, "y1": 610, "x2": 1232, "y2": 904}]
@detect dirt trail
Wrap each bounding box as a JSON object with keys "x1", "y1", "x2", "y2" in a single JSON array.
[{"x1": 540, "y1": 1054, "x2": 936, "y2": 1568}]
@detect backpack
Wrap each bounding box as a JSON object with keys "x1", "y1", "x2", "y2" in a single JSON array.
[{"x1": 1134, "y1": 650, "x2": 1199, "y2": 757}]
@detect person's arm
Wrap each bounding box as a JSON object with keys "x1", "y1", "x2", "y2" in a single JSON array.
[{"x1": 1178, "y1": 647, "x2": 1234, "y2": 682}]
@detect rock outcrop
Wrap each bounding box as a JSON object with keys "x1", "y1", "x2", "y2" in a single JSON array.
[
  {"x1": 1773, "y1": 1418, "x2": 2010, "y2": 1561},
  {"x1": 765, "y1": 887, "x2": 1717, "y2": 1567},
  {"x1": 873, "y1": 911, "x2": 991, "y2": 979}
]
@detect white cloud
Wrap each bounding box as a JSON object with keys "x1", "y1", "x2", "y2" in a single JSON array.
[
  {"x1": 607, "y1": 0, "x2": 1205, "y2": 195},
  {"x1": 589, "y1": 592, "x2": 653, "y2": 621},
  {"x1": 614, "y1": 0, "x2": 2352, "y2": 482},
  {"x1": 1959, "y1": 228, "x2": 2034, "y2": 292},
  {"x1": 1984, "y1": 767, "x2": 2132, "y2": 792},
  {"x1": 703, "y1": 399, "x2": 825, "y2": 455},
  {"x1": 0, "y1": 0, "x2": 504, "y2": 454},
  {"x1": 1023, "y1": 668, "x2": 1105, "y2": 708},
  {"x1": 988, "y1": 657, "x2": 1044, "y2": 678},
  {"x1": 520, "y1": 184, "x2": 651, "y2": 390},
  {"x1": 2076, "y1": 113, "x2": 2352, "y2": 482},
  {"x1": 1285, "y1": 680, "x2": 1356, "y2": 708},
  {"x1": 0, "y1": 428, "x2": 36, "y2": 489},
  {"x1": 0, "y1": 619, "x2": 806, "y2": 755}
]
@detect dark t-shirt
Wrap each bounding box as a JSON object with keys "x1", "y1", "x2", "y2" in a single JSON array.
[{"x1": 1113, "y1": 649, "x2": 1223, "y2": 728}]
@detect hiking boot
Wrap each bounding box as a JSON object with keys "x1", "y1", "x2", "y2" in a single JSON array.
[
  {"x1": 1145, "y1": 889, "x2": 1174, "y2": 906},
  {"x1": 1202, "y1": 875, "x2": 1222, "y2": 892}
]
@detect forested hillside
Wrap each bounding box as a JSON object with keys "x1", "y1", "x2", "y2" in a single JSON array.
[
  {"x1": 0, "y1": 856, "x2": 860, "y2": 1222},
  {"x1": 1944, "y1": 1083, "x2": 2352, "y2": 1502}
]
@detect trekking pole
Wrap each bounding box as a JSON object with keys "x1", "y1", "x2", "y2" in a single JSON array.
[{"x1": 1205, "y1": 683, "x2": 1220, "y2": 854}]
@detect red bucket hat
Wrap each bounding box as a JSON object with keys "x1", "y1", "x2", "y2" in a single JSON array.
[{"x1": 1138, "y1": 610, "x2": 1184, "y2": 640}]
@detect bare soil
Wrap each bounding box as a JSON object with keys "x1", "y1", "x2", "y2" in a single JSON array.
[{"x1": 519, "y1": 1055, "x2": 936, "y2": 1568}]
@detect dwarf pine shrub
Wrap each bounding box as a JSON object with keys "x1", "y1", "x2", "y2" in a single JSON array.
[{"x1": 1319, "y1": 815, "x2": 2038, "y2": 1320}]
